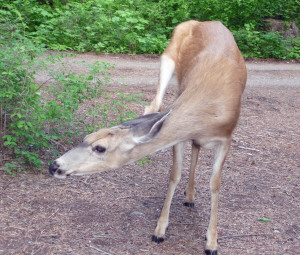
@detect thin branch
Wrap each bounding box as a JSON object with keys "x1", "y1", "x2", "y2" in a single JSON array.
[
  {"x1": 5, "y1": 195, "x2": 16, "y2": 202},
  {"x1": 116, "y1": 195, "x2": 164, "y2": 200},
  {"x1": 237, "y1": 146, "x2": 260, "y2": 152},
  {"x1": 218, "y1": 233, "x2": 271, "y2": 240},
  {"x1": 0, "y1": 102, "x2": 3, "y2": 134},
  {"x1": 50, "y1": 138, "x2": 67, "y2": 151},
  {"x1": 89, "y1": 245, "x2": 114, "y2": 255},
  {"x1": 48, "y1": 208, "x2": 59, "y2": 219},
  {"x1": 36, "y1": 77, "x2": 54, "y2": 91}
]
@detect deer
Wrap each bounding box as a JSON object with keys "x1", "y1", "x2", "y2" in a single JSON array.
[{"x1": 49, "y1": 20, "x2": 247, "y2": 255}]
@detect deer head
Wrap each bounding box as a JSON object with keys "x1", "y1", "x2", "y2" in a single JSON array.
[{"x1": 49, "y1": 111, "x2": 171, "y2": 178}]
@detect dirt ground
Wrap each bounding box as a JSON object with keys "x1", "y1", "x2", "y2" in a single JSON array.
[{"x1": 1, "y1": 54, "x2": 300, "y2": 255}]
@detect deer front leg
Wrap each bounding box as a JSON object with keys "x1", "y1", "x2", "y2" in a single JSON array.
[
  {"x1": 144, "y1": 55, "x2": 175, "y2": 115},
  {"x1": 184, "y1": 142, "x2": 200, "y2": 208},
  {"x1": 152, "y1": 142, "x2": 185, "y2": 243},
  {"x1": 205, "y1": 138, "x2": 231, "y2": 255}
]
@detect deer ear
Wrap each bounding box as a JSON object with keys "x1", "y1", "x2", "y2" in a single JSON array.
[{"x1": 122, "y1": 110, "x2": 171, "y2": 144}]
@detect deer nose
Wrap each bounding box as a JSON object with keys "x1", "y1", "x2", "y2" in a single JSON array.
[{"x1": 49, "y1": 162, "x2": 59, "y2": 175}]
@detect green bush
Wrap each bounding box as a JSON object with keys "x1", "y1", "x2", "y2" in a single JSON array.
[
  {"x1": 1, "y1": 0, "x2": 299, "y2": 58},
  {"x1": 0, "y1": 8, "x2": 143, "y2": 174},
  {"x1": 233, "y1": 24, "x2": 300, "y2": 59},
  {"x1": 1, "y1": 47, "x2": 142, "y2": 174},
  {"x1": 28, "y1": 0, "x2": 169, "y2": 53},
  {"x1": 0, "y1": 8, "x2": 45, "y2": 172}
]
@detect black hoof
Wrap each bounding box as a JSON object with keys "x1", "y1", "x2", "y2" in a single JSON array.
[
  {"x1": 205, "y1": 250, "x2": 218, "y2": 255},
  {"x1": 152, "y1": 235, "x2": 164, "y2": 243},
  {"x1": 184, "y1": 202, "x2": 195, "y2": 208}
]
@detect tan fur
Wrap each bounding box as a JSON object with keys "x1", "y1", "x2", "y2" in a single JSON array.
[
  {"x1": 142, "y1": 21, "x2": 246, "y2": 253},
  {"x1": 51, "y1": 21, "x2": 247, "y2": 254}
]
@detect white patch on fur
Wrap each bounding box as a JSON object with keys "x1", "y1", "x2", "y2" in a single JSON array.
[{"x1": 156, "y1": 55, "x2": 175, "y2": 107}]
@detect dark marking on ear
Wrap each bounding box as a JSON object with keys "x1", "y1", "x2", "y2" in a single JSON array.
[
  {"x1": 122, "y1": 110, "x2": 171, "y2": 143},
  {"x1": 121, "y1": 112, "x2": 161, "y2": 128}
]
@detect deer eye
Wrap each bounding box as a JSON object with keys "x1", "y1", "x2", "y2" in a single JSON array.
[{"x1": 94, "y1": 145, "x2": 106, "y2": 153}]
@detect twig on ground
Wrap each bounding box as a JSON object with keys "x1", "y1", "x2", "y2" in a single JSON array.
[
  {"x1": 89, "y1": 245, "x2": 114, "y2": 255},
  {"x1": 237, "y1": 146, "x2": 260, "y2": 152},
  {"x1": 36, "y1": 77, "x2": 54, "y2": 91},
  {"x1": 220, "y1": 244, "x2": 250, "y2": 250},
  {"x1": 48, "y1": 208, "x2": 59, "y2": 219},
  {"x1": 218, "y1": 233, "x2": 272, "y2": 240},
  {"x1": 77, "y1": 176, "x2": 92, "y2": 186},
  {"x1": 116, "y1": 195, "x2": 164, "y2": 200},
  {"x1": 5, "y1": 195, "x2": 16, "y2": 202},
  {"x1": 50, "y1": 138, "x2": 67, "y2": 151}
]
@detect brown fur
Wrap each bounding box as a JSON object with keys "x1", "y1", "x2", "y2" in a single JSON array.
[{"x1": 143, "y1": 21, "x2": 246, "y2": 253}]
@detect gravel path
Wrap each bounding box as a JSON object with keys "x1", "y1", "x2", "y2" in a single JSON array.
[{"x1": 36, "y1": 53, "x2": 300, "y2": 88}]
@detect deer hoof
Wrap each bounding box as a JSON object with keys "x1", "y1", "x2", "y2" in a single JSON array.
[
  {"x1": 183, "y1": 202, "x2": 195, "y2": 208},
  {"x1": 205, "y1": 249, "x2": 218, "y2": 255},
  {"x1": 152, "y1": 235, "x2": 164, "y2": 243}
]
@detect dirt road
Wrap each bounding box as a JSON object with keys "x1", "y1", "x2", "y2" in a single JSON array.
[
  {"x1": 1, "y1": 54, "x2": 300, "y2": 255},
  {"x1": 36, "y1": 53, "x2": 300, "y2": 88}
]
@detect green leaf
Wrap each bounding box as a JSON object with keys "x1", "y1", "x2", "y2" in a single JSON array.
[
  {"x1": 14, "y1": 10, "x2": 23, "y2": 21},
  {"x1": 258, "y1": 217, "x2": 271, "y2": 222}
]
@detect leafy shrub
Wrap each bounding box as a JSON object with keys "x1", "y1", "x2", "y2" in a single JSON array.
[
  {"x1": 1, "y1": 47, "x2": 142, "y2": 174},
  {"x1": 0, "y1": 8, "x2": 143, "y2": 174},
  {"x1": 1, "y1": 0, "x2": 299, "y2": 58},
  {"x1": 27, "y1": 0, "x2": 169, "y2": 53},
  {"x1": 0, "y1": 8, "x2": 46, "y2": 173},
  {"x1": 233, "y1": 24, "x2": 300, "y2": 59}
]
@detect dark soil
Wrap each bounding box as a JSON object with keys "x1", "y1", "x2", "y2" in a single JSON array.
[{"x1": 0, "y1": 54, "x2": 299, "y2": 255}]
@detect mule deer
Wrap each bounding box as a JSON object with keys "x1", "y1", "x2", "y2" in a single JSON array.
[{"x1": 49, "y1": 20, "x2": 247, "y2": 254}]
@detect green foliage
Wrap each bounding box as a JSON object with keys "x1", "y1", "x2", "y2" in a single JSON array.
[
  {"x1": 137, "y1": 157, "x2": 153, "y2": 167},
  {"x1": 1, "y1": 51, "x2": 142, "y2": 173},
  {"x1": 263, "y1": 0, "x2": 300, "y2": 26},
  {"x1": 1, "y1": 8, "x2": 45, "y2": 172},
  {"x1": 22, "y1": 0, "x2": 169, "y2": 53},
  {"x1": 193, "y1": 0, "x2": 300, "y2": 29},
  {"x1": 0, "y1": 8, "x2": 143, "y2": 174},
  {"x1": 233, "y1": 24, "x2": 300, "y2": 59},
  {"x1": 1, "y1": 0, "x2": 299, "y2": 58}
]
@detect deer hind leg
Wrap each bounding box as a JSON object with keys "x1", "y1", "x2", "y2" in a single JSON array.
[
  {"x1": 144, "y1": 54, "x2": 175, "y2": 115},
  {"x1": 205, "y1": 138, "x2": 232, "y2": 254},
  {"x1": 152, "y1": 141, "x2": 185, "y2": 243},
  {"x1": 184, "y1": 142, "x2": 200, "y2": 208}
]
